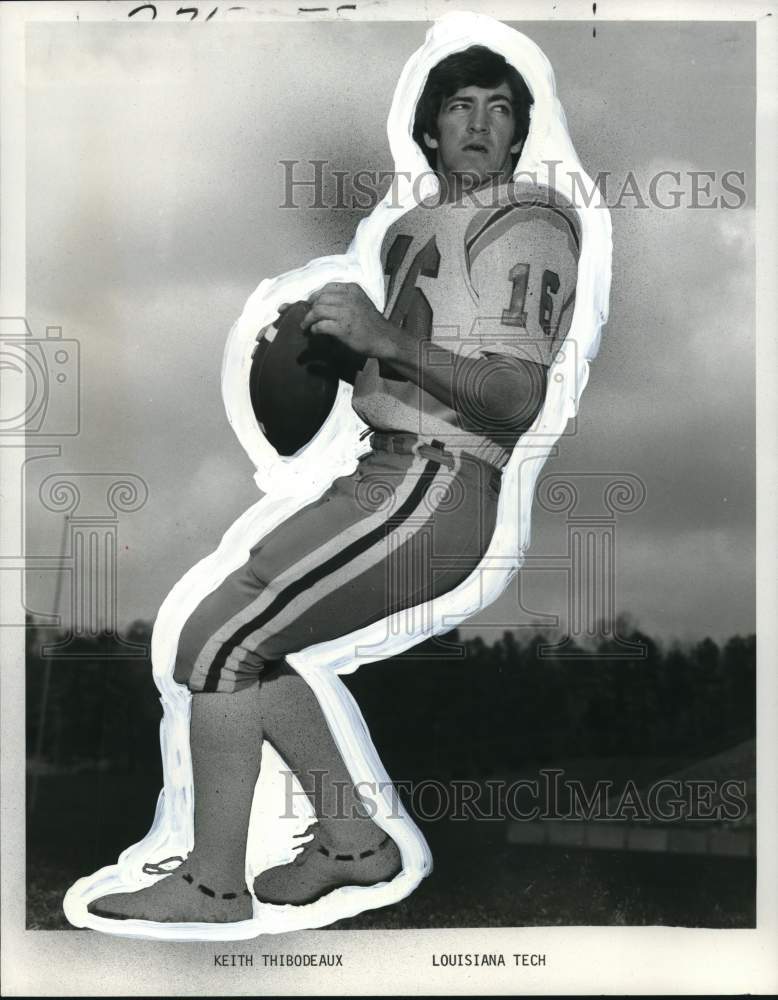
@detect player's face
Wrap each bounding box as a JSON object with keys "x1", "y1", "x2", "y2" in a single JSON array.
[{"x1": 424, "y1": 82, "x2": 522, "y2": 198}]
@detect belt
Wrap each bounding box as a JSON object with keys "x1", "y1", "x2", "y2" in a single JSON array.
[{"x1": 368, "y1": 431, "x2": 503, "y2": 495}]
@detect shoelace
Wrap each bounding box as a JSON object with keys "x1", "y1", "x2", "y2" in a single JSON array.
[
  {"x1": 141, "y1": 855, "x2": 250, "y2": 900},
  {"x1": 141, "y1": 856, "x2": 186, "y2": 876}
]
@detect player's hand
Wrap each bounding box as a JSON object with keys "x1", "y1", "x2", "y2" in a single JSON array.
[{"x1": 301, "y1": 282, "x2": 394, "y2": 358}]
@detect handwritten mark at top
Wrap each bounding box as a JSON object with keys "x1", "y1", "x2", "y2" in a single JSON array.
[
  {"x1": 128, "y1": 3, "x2": 354, "y2": 18},
  {"x1": 128, "y1": 4, "x2": 249, "y2": 18}
]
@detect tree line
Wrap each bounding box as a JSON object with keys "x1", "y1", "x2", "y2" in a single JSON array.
[{"x1": 25, "y1": 618, "x2": 755, "y2": 781}]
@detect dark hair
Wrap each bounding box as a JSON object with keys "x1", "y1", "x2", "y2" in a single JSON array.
[{"x1": 412, "y1": 45, "x2": 533, "y2": 169}]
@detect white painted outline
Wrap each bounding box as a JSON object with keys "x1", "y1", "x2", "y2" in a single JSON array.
[{"x1": 63, "y1": 10, "x2": 612, "y2": 940}]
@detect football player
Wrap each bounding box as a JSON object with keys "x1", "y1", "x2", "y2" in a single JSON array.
[{"x1": 88, "y1": 44, "x2": 579, "y2": 923}]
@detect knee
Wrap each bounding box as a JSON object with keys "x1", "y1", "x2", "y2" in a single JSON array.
[
  {"x1": 174, "y1": 626, "x2": 285, "y2": 693},
  {"x1": 258, "y1": 655, "x2": 288, "y2": 682},
  {"x1": 258, "y1": 659, "x2": 312, "y2": 701}
]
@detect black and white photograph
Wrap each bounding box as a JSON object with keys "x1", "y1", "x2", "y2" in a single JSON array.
[{"x1": 1, "y1": 0, "x2": 776, "y2": 995}]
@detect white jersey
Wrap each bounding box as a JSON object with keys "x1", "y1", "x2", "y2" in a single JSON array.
[{"x1": 351, "y1": 181, "x2": 581, "y2": 468}]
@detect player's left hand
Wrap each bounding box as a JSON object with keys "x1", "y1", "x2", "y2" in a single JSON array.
[{"x1": 300, "y1": 283, "x2": 393, "y2": 358}]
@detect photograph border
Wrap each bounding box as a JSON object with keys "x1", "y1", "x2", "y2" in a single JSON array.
[{"x1": 1, "y1": 0, "x2": 776, "y2": 995}]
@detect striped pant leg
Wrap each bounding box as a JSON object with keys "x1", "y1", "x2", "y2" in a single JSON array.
[{"x1": 174, "y1": 447, "x2": 499, "y2": 694}]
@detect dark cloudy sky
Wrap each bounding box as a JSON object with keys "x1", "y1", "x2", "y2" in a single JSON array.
[{"x1": 24, "y1": 19, "x2": 755, "y2": 645}]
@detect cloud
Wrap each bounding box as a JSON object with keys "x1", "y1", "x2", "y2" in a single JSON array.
[{"x1": 22, "y1": 23, "x2": 757, "y2": 640}]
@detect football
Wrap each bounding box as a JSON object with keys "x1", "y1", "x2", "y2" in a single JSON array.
[{"x1": 249, "y1": 300, "x2": 362, "y2": 456}]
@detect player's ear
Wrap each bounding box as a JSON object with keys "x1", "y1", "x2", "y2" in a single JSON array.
[
  {"x1": 423, "y1": 131, "x2": 439, "y2": 150},
  {"x1": 510, "y1": 138, "x2": 524, "y2": 154}
]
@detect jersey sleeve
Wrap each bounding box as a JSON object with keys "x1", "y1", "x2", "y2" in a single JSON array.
[{"x1": 467, "y1": 199, "x2": 580, "y2": 368}]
